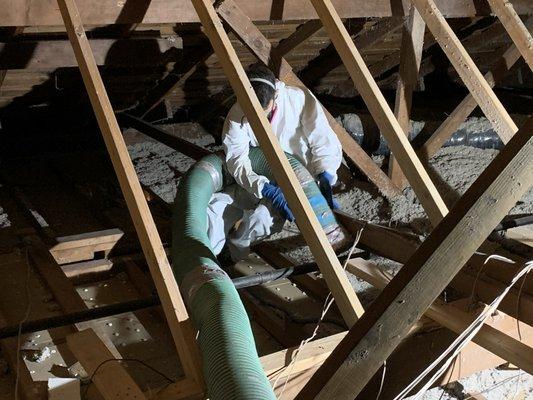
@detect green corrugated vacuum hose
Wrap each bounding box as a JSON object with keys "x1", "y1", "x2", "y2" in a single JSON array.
[{"x1": 171, "y1": 148, "x2": 349, "y2": 400}]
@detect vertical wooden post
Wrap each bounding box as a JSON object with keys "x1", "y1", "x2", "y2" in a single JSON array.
[
  {"x1": 388, "y1": 5, "x2": 425, "y2": 189},
  {"x1": 412, "y1": 0, "x2": 518, "y2": 143},
  {"x1": 307, "y1": 0, "x2": 448, "y2": 226},
  {"x1": 418, "y1": 42, "x2": 524, "y2": 161},
  {"x1": 56, "y1": 0, "x2": 203, "y2": 387},
  {"x1": 190, "y1": 0, "x2": 364, "y2": 326}
]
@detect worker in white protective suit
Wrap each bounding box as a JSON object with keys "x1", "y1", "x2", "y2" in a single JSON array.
[{"x1": 207, "y1": 64, "x2": 342, "y2": 261}]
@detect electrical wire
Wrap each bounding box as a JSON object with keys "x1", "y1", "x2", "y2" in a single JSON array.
[
  {"x1": 392, "y1": 256, "x2": 532, "y2": 400},
  {"x1": 272, "y1": 227, "x2": 364, "y2": 399},
  {"x1": 83, "y1": 358, "x2": 175, "y2": 397}
]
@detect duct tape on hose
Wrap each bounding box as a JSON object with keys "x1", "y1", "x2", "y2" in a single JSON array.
[
  {"x1": 180, "y1": 264, "x2": 232, "y2": 307},
  {"x1": 195, "y1": 160, "x2": 224, "y2": 192}
]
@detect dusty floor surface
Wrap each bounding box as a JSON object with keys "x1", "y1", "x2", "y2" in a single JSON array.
[
  {"x1": 0, "y1": 116, "x2": 531, "y2": 399},
  {"x1": 124, "y1": 118, "x2": 533, "y2": 400}
]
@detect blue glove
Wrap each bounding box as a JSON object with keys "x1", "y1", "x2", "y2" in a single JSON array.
[
  {"x1": 317, "y1": 171, "x2": 340, "y2": 210},
  {"x1": 261, "y1": 182, "x2": 295, "y2": 222}
]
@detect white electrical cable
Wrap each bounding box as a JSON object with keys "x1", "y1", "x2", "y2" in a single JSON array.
[
  {"x1": 393, "y1": 256, "x2": 532, "y2": 400},
  {"x1": 273, "y1": 228, "x2": 364, "y2": 399}
]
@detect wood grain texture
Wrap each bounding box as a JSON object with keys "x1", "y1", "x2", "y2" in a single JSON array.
[
  {"x1": 57, "y1": 0, "x2": 203, "y2": 386},
  {"x1": 487, "y1": 0, "x2": 533, "y2": 71},
  {"x1": 308, "y1": 0, "x2": 448, "y2": 225},
  {"x1": 192, "y1": 0, "x2": 364, "y2": 326},
  {"x1": 389, "y1": 5, "x2": 425, "y2": 189},
  {"x1": 217, "y1": 0, "x2": 401, "y2": 200},
  {"x1": 3, "y1": 1, "x2": 532, "y2": 27},
  {"x1": 296, "y1": 116, "x2": 533, "y2": 399},
  {"x1": 413, "y1": 0, "x2": 518, "y2": 143},
  {"x1": 67, "y1": 329, "x2": 147, "y2": 400}
]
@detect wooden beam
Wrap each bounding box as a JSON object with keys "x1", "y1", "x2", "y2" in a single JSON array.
[
  {"x1": 118, "y1": 113, "x2": 212, "y2": 160},
  {"x1": 50, "y1": 228, "x2": 123, "y2": 264},
  {"x1": 418, "y1": 42, "x2": 524, "y2": 161},
  {"x1": 299, "y1": 18, "x2": 403, "y2": 87},
  {"x1": 296, "y1": 116, "x2": 533, "y2": 399},
  {"x1": 307, "y1": 0, "x2": 449, "y2": 226},
  {"x1": 388, "y1": 5, "x2": 425, "y2": 189},
  {"x1": 216, "y1": 0, "x2": 401, "y2": 200},
  {"x1": 274, "y1": 19, "x2": 323, "y2": 58},
  {"x1": 56, "y1": 0, "x2": 203, "y2": 386},
  {"x1": 0, "y1": 38, "x2": 182, "y2": 70},
  {"x1": 67, "y1": 329, "x2": 147, "y2": 400},
  {"x1": 191, "y1": 0, "x2": 364, "y2": 326},
  {"x1": 413, "y1": 0, "x2": 518, "y2": 143},
  {"x1": 133, "y1": 49, "x2": 216, "y2": 118},
  {"x1": 3, "y1": 1, "x2": 532, "y2": 27},
  {"x1": 486, "y1": 0, "x2": 533, "y2": 71},
  {"x1": 346, "y1": 258, "x2": 533, "y2": 375}
]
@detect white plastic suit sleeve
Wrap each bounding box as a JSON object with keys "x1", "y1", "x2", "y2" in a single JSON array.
[
  {"x1": 300, "y1": 88, "x2": 343, "y2": 184},
  {"x1": 222, "y1": 119, "x2": 269, "y2": 199}
]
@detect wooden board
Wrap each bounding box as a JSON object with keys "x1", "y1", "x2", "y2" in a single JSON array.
[
  {"x1": 216, "y1": 0, "x2": 401, "y2": 200},
  {"x1": 487, "y1": 0, "x2": 533, "y2": 71},
  {"x1": 50, "y1": 228, "x2": 123, "y2": 264},
  {"x1": 413, "y1": 0, "x2": 518, "y2": 143},
  {"x1": 308, "y1": 0, "x2": 448, "y2": 226},
  {"x1": 388, "y1": 5, "x2": 425, "y2": 189},
  {"x1": 57, "y1": 0, "x2": 203, "y2": 386},
  {"x1": 0, "y1": 38, "x2": 182, "y2": 70},
  {"x1": 2, "y1": 1, "x2": 531, "y2": 27},
  {"x1": 296, "y1": 116, "x2": 533, "y2": 399},
  {"x1": 67, "y1": 329, "x2": 147, "y2": 400},
  {"x1": 192, "y1": 0, "x2": 364, "y2": 327}
]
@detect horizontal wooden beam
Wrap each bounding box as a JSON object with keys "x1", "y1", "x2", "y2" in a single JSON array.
[
  {"x1": 0, "y1": 38, "x2": 181, "y2": 70},
  {"x1": 2, "y1": 1, "x2": 532, "y2": 27},
  {"x1": 297, "y1": 116, "x2": 533, "y2": 399}
]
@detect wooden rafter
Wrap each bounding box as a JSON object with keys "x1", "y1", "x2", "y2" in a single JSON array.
[
  {"x1": 413, "y1": 0, "x2": 518, "y2": 143},
  {"x1": 274, "y1": 19, "x2": 323, "y2": 58},
  {"x1": 56, "y1": 0, "x2": 204, "y2": 388},
  {"x1": 296, "y1": 116, "x2": 533, "y2": 399},
  {"x1": 132, "y1": 49, "x2": 216, "y2": 118},
  {"x1": 418, "y1": 41, "x2": 525, "y2": 161},
  {"x1": 216, "y1": 0, "x2": 401, "y2": 199},
  {"x1": 299, "y1": 18, "x2": 404, "y2": 87},
  {"x1": 486, "y1": 0, "x2": 533, "y2": 71},
  {"x1": 388, "y1": 5, "x2": 426, "y2": 189},
  {"x1": 307, "y1": 0, "x2": 448, "y2": 226},
  {"x1": 191, "y1": 0, "x2": 364, "y2": 326},
  {"x1": 346, "y1": 258, "x2": 533, "y2": 375}
]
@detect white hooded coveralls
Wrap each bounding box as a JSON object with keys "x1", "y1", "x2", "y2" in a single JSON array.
[{"x1": 207, "y1": 81, "x2": 342, "y2": 260}]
